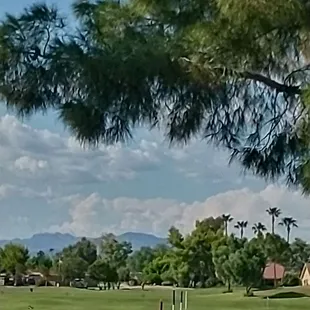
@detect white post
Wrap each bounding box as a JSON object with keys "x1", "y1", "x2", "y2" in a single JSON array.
[
  {"x1": 179, "y1": 291, "x2": 183, "y2": 310},
  {"x1": 172, "y1": 290, "x2": 175, "y2": 310},
  {"x1": 184, "y1": 291, "x2": 188, "y2": 310}
]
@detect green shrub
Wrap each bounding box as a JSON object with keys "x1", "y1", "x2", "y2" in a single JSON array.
[{"x1": 283, "y1": 273, "x2": 300, "y2": 287}]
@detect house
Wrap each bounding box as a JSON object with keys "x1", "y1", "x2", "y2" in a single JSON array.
[
  {"x1": 263, "y1": 263, "x2": 285, "y2": 286},
  {"x1": 25, "y1": 272, "x2": 61, "y2": 286},
  {"x1": 26, "y1": 272, "x2": 43, "y2": 285},
  {"x1": 0, "y1": 273, "x2": 6, "y2": 286},
  {"x1": 300, "y1": 263, "x2": 310, "y2": 286}
]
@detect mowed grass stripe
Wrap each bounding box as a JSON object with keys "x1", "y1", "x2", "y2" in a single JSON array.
[{"x1": 0, "y1": 286, "x2": 309, "y2": 310}]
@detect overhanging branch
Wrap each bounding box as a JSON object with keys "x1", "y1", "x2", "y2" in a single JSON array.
[{"x1": 242, "y1": 71, "x2": 301, "y2": 95}]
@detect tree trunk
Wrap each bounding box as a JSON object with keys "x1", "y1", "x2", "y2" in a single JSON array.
[
  {"x1": 225, "y1": 223, "x2": 228, "y2": 237},
  {"x1": 241, "y1": 228, "x2": 244, "y2": 239},
  {"x1": 227, "y1": 280, "x2": 231, "y2": 292},
  {"x1": 245, "y1": 286, "x2": 252, "y2": 295},
  {"x1": 272, "y1": 217, "x2": 275, "y2": 235},
  {"x1": 273, "y1": 263, "x2": 277, "y2": 288},
  {"x1": 287, "y1": 227, "x2": 290, "y2": 243}
]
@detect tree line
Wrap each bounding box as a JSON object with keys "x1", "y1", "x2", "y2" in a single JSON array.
[{"x1": 0, "y1": 208, "x2": 307, "y2": 294}]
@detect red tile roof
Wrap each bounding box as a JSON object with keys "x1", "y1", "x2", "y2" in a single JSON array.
[{"x1": 263, "y1": 263, "x2": 285, "y2": 280}]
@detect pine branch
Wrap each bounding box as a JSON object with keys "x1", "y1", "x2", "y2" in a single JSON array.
[{"x1": 242, "y1": 71, "x2": 301, "y2": 95}]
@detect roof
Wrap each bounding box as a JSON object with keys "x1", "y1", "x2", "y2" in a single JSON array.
[
  {"x1": 300, "y1": 263, "x2": 310, "y2": 279},
  {"x1": 263, "y1": 263, "x2": 285, "y2": 280},
  {"x1": 27, "y1": 272, "x2": 43, "y2": 277}
]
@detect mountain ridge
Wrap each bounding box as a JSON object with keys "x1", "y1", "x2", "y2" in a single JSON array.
[{"x1": 0, "y1": 232, "x2": 166, "y2": 253}]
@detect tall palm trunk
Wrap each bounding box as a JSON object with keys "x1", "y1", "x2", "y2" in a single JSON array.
[
  {"x1": 271, "y1": 216, "x2": 275, "y2": 234},
  {"x1": 240, "y1": 228, "x2": 244, "y2": 239},
  {"x1": 287, "y1": 227, "x2": 291, "y2": 243}
]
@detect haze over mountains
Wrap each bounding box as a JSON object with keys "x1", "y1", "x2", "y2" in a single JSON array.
[{"x1": 0, "y1": 232, "x2": 166, "y2": 254}]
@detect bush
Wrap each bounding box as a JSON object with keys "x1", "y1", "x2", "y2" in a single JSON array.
[
  {"x1": 150, "y1": 274, "x2": 162, "y2": 285},
  {"x1": 282, "y1": 273, "x2": 300, "y2": 287}
]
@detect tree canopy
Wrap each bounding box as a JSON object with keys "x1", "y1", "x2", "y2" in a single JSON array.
[
  {"x1": 0, "y1": 211, "x2": 306, "y2": 291},
  {"x1": 2, "y1": 0, "x2": 310, "y2": 190}
]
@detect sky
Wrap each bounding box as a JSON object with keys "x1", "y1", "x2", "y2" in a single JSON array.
[{"x1": 0, "y1": 1, "x2": 309, "y2": 241}]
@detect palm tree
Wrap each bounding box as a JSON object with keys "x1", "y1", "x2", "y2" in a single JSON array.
[
  {"x1": 266, "y1": 207, "x2": 281, "y2": 234},
  {"x1": 222, "y1": 214, "x2": 234, "y2": 236},
  {"x1": 252, "y1": 222, "x2": 267, "y2": 236},
  {"x1": 234, "y1": 221, "x2": 248, "y2": 238},
  {"x1": 279, "y1": 217, "x2": 298, "y2": 243}
]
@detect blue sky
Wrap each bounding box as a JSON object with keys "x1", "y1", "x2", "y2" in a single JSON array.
[{"x1": 0, "y1": 1, "x2": 308, "y2": 241}]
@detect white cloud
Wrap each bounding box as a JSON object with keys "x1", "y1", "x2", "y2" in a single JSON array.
[
  {"x1": 0, "y1": 184, "x2": 51, "y2": 200},
  {"x1": 14, "y1": 156, "x2": 48, "y2": 174},
  {"x1": 0, "y1": 115, "x2": 162, "y2": 184},
  {"x1": 0, "y1": 113, "x2": 305, "y2": 241},
  {"x1": 48, "y1": 185, "x2": 310, "y2": 241},
  {"x1": 0, "y1": 114, "x2": 260, "y2": 192}
]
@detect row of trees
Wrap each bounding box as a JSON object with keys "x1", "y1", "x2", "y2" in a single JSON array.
[
  {"x1": 0, "y1": 215, "x2": 308, "y2": 294},
  {"x1": 224, "y1": 207, "x2": 298, "y2": 243},
  {"x1": 0, "y1": 234, "x2": 132, "y2": 288},
  {"x1": 130, "y1": 219, "x2": 305, "y2": 295}
]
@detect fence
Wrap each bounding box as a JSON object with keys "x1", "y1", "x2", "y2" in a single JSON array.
[{"x1": 159, "y1": 290, "x2": 188, "y2": 310}]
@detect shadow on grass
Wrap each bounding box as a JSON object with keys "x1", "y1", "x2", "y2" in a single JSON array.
[
  {"x1": 263, "y1": 292, "x2": 310, "y2": 299},
  {"x1": 253, "y1": 287, "x2": 278, "y2": 292}
]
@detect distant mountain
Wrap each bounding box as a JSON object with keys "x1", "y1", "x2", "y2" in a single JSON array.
[
  {"x1": 0, "y1": 233, "x2": 78, "y2": 254},
  {"x1": 0, "y1": 232, "x2": 166, "y2": 254},
  {"x1": 117, "y1": 232, "x2": 166, "y2": 251}
]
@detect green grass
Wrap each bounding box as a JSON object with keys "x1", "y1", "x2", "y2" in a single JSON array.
[{"x1": 0, "y1": 286, "x2": 310, "y2": 310}]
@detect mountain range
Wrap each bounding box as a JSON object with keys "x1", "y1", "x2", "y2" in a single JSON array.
[{"x1": 0, "y1": 232, "x2": 166, "y2": 254}]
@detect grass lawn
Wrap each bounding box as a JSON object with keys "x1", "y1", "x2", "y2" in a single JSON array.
[{"x1": 0, "y1": 286, "x2": 310, "y2": 310}]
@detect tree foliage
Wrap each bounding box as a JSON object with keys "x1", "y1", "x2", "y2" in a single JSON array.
[
  {"x1": 27, "y1": 251, "x2": 53, "y2": 284},
  {"x1": 266, "y1": 208, "x2": 281, "y2": 235},
  {"x1": 279, "y1": 217, "x2": 298, "y2": 243},
  {"x1": 3, "y1": 1, "x2": 310, "y2": 190},
  {"x1": 100, "y1": 234, "x2": 132, "y2": 269},
  {"x1": 57, "y1": 238, "x2": 97, "y2": 282},
  {"x1": 252, "y1": 222, "x2": 267, "y2": 236},
  {"x1": 234, "y1": 221, "x2": 248, "y2": 239},
  {"x1": 229, "y1": 238, "x2": 266, "y2": 295},
  {"x1": 0, "y1": 210, "x2": 306, "y2": 291},
  {"x1": 0, "y1": 243, "x2": 29, "y2": 276},
  {"x1": 88, "y1": 259, "x2": 117, "y2": 284},
  {"x1": 60, "y1": 256, "x2": 89, "y2": 281}
]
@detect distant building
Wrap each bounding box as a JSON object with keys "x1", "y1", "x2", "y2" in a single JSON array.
[
  {"x1": 300, "y1": 263, "x2": 310, "y2": 286},
  {"x1": 25, "y1": 272, "x2": 61, "y2": 286},
  {"x1": 263, "y1": 263, "x2": 285, "y2": 286},
  {"x1": 0, "y1": 273, "x2": 6, "y2": 286}
]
